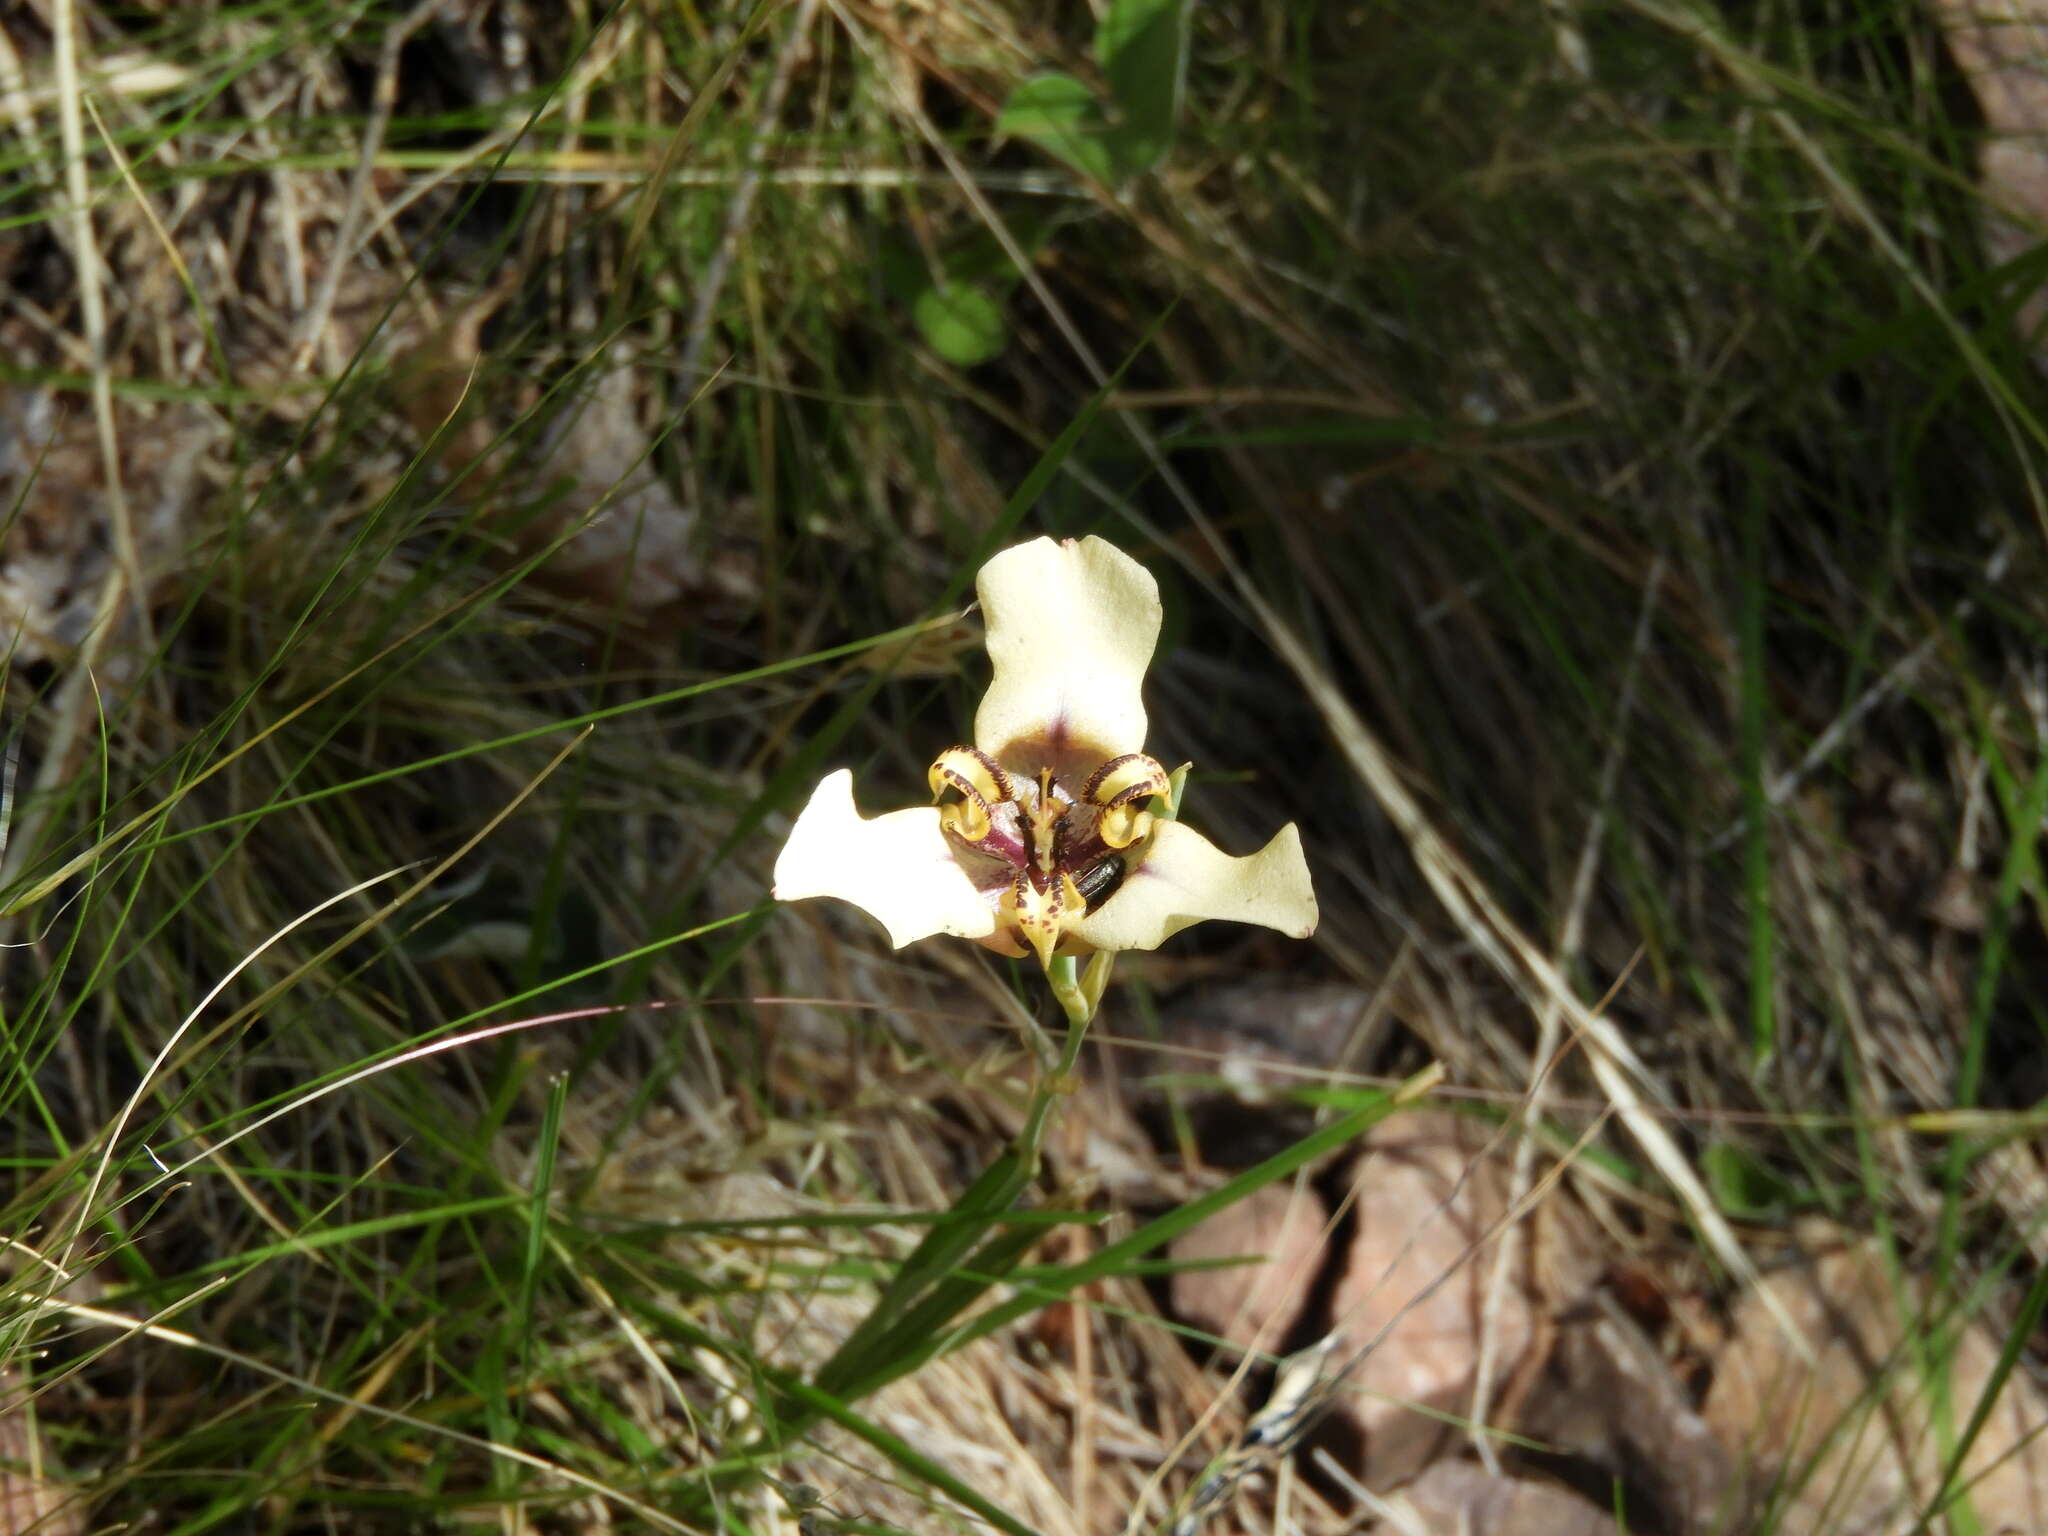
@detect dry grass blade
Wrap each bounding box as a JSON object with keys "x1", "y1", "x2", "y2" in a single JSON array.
[
  {"x1": 1470, "y1": 554, "x2": 1665, "y2": 1470},
  {"x1": 3, "y1": 0, "x2": 157, "y2": 899},
  {"x1": 291, "y1": 0, "x2": 454, "y2": 371},
  {"x1": 677, "y1": 0, "x2": 826, "y2": 392}
]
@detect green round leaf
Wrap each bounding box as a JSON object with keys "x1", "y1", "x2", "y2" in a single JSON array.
[{"x1": 914, "y1": 283, "x2": 1007, "y2": 367}]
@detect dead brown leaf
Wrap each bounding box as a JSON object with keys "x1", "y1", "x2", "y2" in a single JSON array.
[
  {"x1": 1384, "y1": 1458, "x2": 1621, "y2": 1536},
  {"x1": 381, "y1": 285, "x2": 743, "y2": 625},
  {"x1": 1930, "y1": 0, "x2": 2048, "y2": 344},
  {"x1": 1703, "y1": 1237, "x2": 2048, "y2": 1534},
  {"x1": 0, "y1": 389, "x2": 220, "y2": 675},
  {"x1": 1325, "y1": 1112, "x2": 1594, "y2": 1490},
  {"x1": 1169, "y1": 1181, "x2": 1332, "y2": 1356},
  {"x1": 508, "y1": 363, "x2": 710, "y2": 617},
  {"x1": 1518, "y1": 1287, "x2": 1734, "y2": 1532}
]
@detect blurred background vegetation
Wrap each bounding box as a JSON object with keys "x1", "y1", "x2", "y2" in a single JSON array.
[{"x1": 1, "y1": 0, "x2": 2046, "y2": 1531}]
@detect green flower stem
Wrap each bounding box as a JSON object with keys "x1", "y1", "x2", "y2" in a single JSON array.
[
  {"x1": 1025, "y1": 771, "x2": 1179, "y2": 1155},
  {"x1": 1024, "y1": 768, "x2": 1176, "y2": 1158},
  {"x1": 1045, "y1": 952, "x2": 1091, "y2": 1035},
  {"x1": 1019, "y1": 953, "x2": 1098, "y2": 1174}
]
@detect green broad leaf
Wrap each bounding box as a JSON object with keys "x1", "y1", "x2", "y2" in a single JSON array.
[
  {"x1": 913, "y1": 282, "x2": 1007, "y2": 367},
  {"x1": 995, "y1": 71, "x2": 1120, "y2": 185},
  {"x1": 1097, "y1": 0, "x2": 1188, "y2": 174}
]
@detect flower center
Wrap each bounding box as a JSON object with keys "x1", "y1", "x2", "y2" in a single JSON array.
[{"x1": 929, "y1": 746, "x2": 1169, "y2": 964}]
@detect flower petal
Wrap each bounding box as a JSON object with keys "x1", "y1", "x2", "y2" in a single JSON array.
[
  {"x1": 973, "y1": 535, "x2": 1162, "y2": 778},
  {"x1": 1071, "y1": 820, "x2": 1317, "y2": 953},
  {"x1": 773, "y1": 770, "x2": 997, "y2": 947}
]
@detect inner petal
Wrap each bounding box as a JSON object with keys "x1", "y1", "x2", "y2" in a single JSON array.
[{"x1": 1003, "y1": 868, "x2": 1088, "y2": 967}]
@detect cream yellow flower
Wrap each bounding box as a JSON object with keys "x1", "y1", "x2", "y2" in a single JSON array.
[{"x1": 772, "y1": 536, "x2": 1317, "y2": 967}]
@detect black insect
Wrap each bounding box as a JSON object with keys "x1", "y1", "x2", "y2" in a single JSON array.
[{"x1": 1073, "y1": 854, "x2": 1126, "y2": 911}]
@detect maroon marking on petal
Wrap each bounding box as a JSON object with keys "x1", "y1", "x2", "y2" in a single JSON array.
[
  {"x1": 972, "y1": 825, "x2": 1029, "y2": 867},
  {"x1": 1052, "y1": 814, "x2": 1107, "y2": 872},
  {"x1": 943, "y1": 808, "x2": 1028, "y2": 869}
]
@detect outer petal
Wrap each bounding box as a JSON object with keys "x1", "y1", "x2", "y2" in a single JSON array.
[
  {"x1": 1071, "y1": 820, "x2": 1317, "y2": 953},
  {"x1": 773, "y1": 770, "x2": 997, "y2": 947},
  {"x1": 973, "y1": 535, "x2": 1162, "y2": 777}
]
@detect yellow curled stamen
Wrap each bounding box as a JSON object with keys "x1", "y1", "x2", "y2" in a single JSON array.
[
  {"x1": 1095, "y1": 803, "x2": 1154, "y2": 850},
  {"x1": 1082, "y1": 752, "x2": 1170, "y2": 810},
  {"x1": 930, "y1": 746, "x2": 1014, "y2": 843},
  {"x1": 939, "y1": 798, "x2": 990, "y2": 842},
  {"x1": 931, "y1": 745, "x2": 1014, "y2": 805}
]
